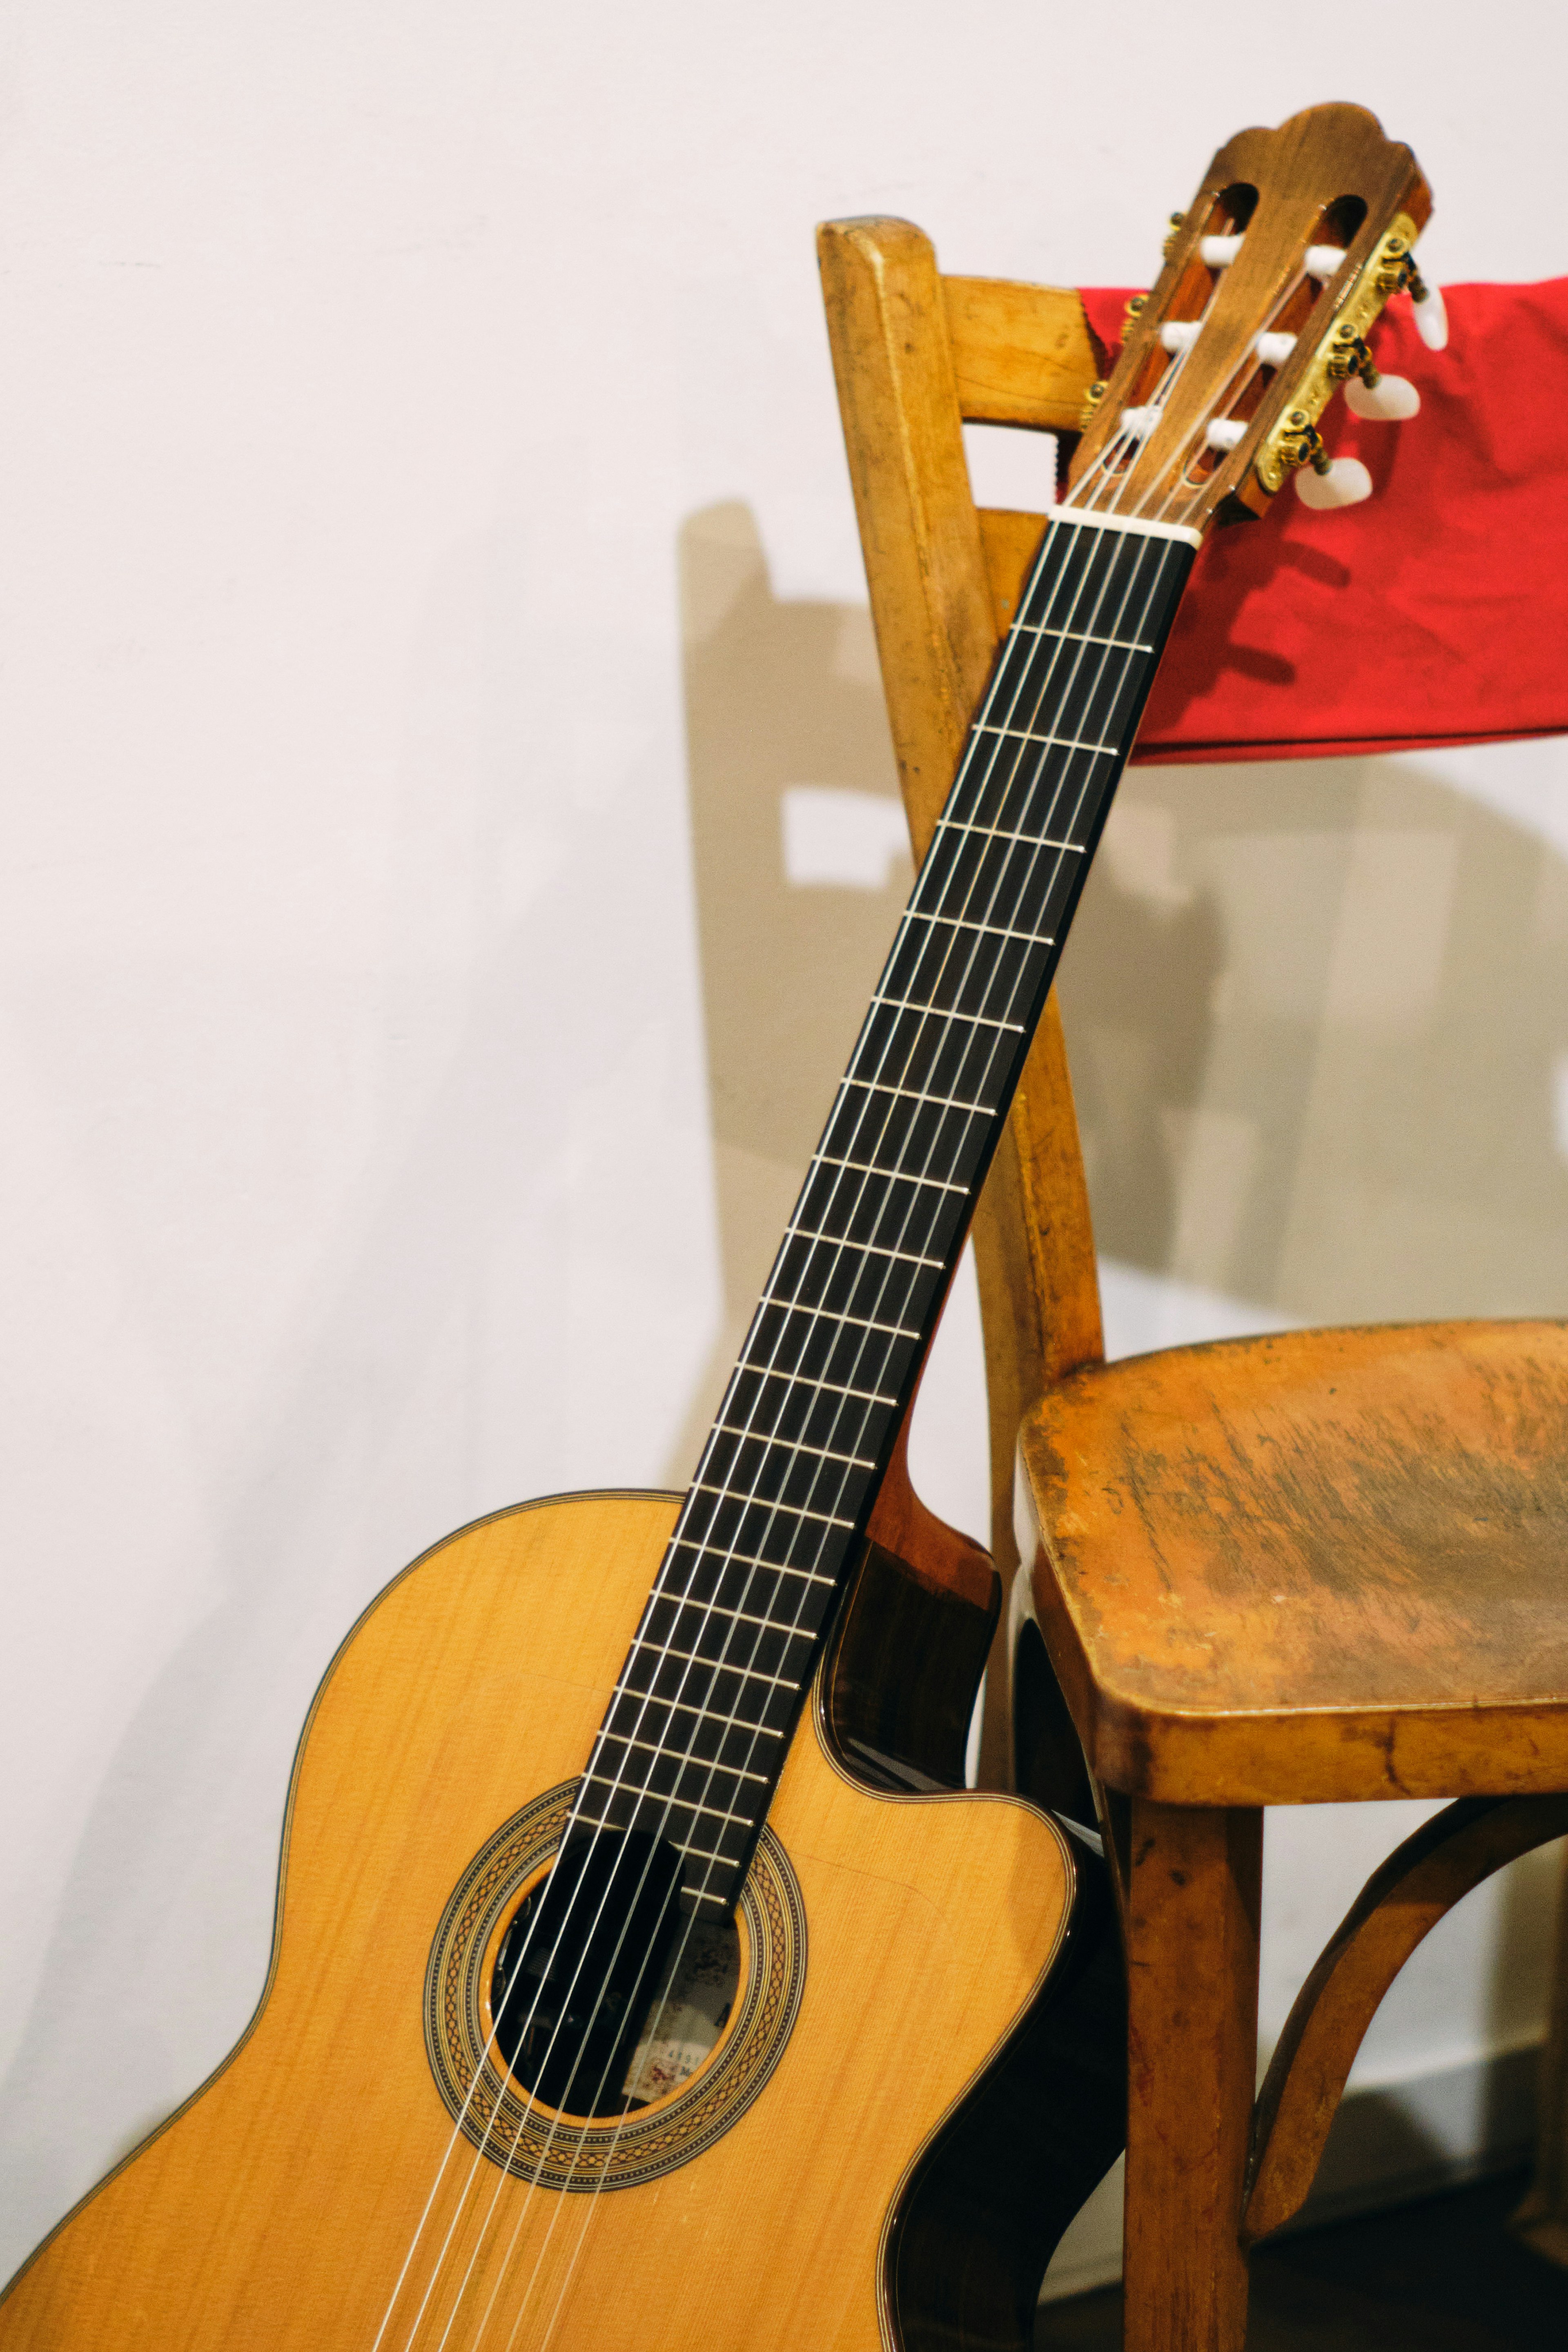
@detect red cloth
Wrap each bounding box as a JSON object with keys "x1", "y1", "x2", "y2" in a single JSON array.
[{"x1": 1074, "y1": 281, "x2": 1568, "y2": 764}]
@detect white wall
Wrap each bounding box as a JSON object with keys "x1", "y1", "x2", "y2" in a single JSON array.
[{"x1": 2, "y1": 0, "x2": 1567, "y2": 2289}]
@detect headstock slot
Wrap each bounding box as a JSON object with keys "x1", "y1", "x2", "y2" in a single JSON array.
[
  {"x1": 1066, "y1": 103, "x2": 1431, "y2": 537},
  {"x1": 1319, "y1": 193, "x2": 1370, "y2": 249},
  {"x1": 1122, "y1": 182, "x2": 1260, "y2": 422},
  {"x1": 1178, "y1": 221, "x2": 1350, "y2": 487}
]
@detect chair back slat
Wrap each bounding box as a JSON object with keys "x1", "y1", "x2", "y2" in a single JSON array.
[{"x1": 942, "y1": 273, "x2": 1100, "y2": 431}]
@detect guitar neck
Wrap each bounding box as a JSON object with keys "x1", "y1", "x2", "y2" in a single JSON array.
[{"x1": 577, "y1": 505, "x2": 1198, "y2": 1914}]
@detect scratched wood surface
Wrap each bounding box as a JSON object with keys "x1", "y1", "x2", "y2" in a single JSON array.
[
  {"x1": 0, "y1": 1492, "x2": 1071, "y2": 2351},
  {"x1": 1018, "y1": 1319, "x2": 1568, "y2": 1805}
]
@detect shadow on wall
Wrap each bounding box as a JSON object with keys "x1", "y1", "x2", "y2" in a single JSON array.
[
  {"x1": 1058, "y1": 757, "x2": 1568, "y2": 1323},
  {"x1": 673, "y1": 498, "x2": 1568, "y2": 1389},
  {"x1": 666, "y1": 501, "x2": 913, "y2": 1478},
  {"x1": 671, "y1": 503, "x2": 1568, "y2": 2137}
]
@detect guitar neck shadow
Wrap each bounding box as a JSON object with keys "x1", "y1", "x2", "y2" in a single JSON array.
[{"x1": 664, "y1": 501, "x2": 914, "y2": 1482}]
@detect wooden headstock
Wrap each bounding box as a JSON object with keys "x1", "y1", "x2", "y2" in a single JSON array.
[{"x1": 1067, "y1": 102, "x2": 1434, "y2": 534}]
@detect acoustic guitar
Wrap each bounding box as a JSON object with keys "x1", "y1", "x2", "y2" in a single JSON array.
[{"x1": 0, "y1": 101, "x2": 1440, "y2": 2352}]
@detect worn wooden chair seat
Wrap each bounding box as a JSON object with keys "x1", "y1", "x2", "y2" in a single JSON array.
[
  {"x1": 1024, "y1": 1318, "x2": 1568, "y2": 1806},
  {"x1": 818, "y1": 175, "x2": 1568, "y2": 2352}
]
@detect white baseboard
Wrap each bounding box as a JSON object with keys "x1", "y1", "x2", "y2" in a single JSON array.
[{"x1": 1038, "y1": 2039, "x2": 1543, "y2": 2305}]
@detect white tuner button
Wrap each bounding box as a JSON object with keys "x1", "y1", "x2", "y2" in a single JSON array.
[
  {"x1": 1305, "y1": 245, "x2": 1348, "y2": 280},
  {"x1": 1256, "y1": 331, "x2": 1298, "y2": 367},
  {"x1": 1345, "y1": 373, "x2": 1421, "y2": 421},
  {"x1": 1205, "y1": 418, "x2": 1247, "y2": 451},
  {"x1": 1120, "y1": 405, "x2": 1163, "y2": 438},
  {"x1": 1295, "y1": 457, "x2": 1373, "y2": 510},
  {"x1": 1160, "y1": 321, "x2": 1200, "y2": 354},
  {"x1": 1200, "y1": 235, "x2": 1243, "y2": 267},
  {"x1": 1412, "y1": 282, "x2": 1449, "y2": 350}
]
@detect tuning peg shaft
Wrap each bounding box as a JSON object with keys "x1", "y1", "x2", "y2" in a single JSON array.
[
  {"x1": 1345, "y1": 372, "x2": 1420, "y2": 421},
  {"x1": 1411, "y1": 279, "x2": 1449, "y2": 350},
  {"x1": 1376, "y1": 234, "x2": 1449, "y2": 351},
  {"x1": 1296, "y1": 457, "x2": 1373, "y2": 510}
]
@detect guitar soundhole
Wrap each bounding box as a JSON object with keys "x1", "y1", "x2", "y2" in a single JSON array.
[
  {"x1": 490, "y1": 1829, "x2": 740, "y2": 2116},
  {"x1": 424, "y1": 1782, "x2": 806, "y2": 2189}
]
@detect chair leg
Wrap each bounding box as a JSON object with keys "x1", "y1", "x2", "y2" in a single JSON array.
[{"x1": 1123, "y1": 1800, "x2": 1263, "y2": 2352}]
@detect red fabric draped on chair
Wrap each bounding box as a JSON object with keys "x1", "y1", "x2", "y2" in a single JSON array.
[{"x1": 1076, "y1": 280, "x2": 1568, "y2": 763}]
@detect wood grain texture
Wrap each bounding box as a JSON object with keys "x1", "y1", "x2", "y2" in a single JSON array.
[
  {"x1": 1123, "y1": 1802, "x2": 1261, "y2": 2352},
  {"x1": 978, "y1": 508, "x2": 1055, "y2": 639},
  {"x1": 817, "y1": 214, "x2": 1103, "y2": 1790},
  {"x1": 1247, "y1": 1793, "x2": 1568, "y2": 2245},
  {"x1": 1067, "y1": 101, "x2": 1431, "y2": 523},
  {"x1": 940, "y1": 276, "x2": 1098, "y2": 431},
  {"x1": 1018, "y1": 1319, "x2": 1568, "y2": 1803},
  {"x1": 0, "y1": 1492, "x2": 1073, "y2": 2351}
]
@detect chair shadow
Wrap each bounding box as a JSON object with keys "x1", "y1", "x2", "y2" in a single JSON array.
[
  {"x1": 664, "y1": 501, "x2": 915, "y2": 1477},
  {"x1": 1058, "y1": 753, "x2": 1568, "y2": 1321}
]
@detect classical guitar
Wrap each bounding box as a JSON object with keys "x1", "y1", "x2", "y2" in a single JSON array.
[{"x1": 0, "y1": 102, "x2": 1440, "y2": 2352}]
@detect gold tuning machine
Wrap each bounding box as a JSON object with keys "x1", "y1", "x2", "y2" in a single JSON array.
[
  {"x1": 1325, "y1": 324, "x2": 1379, "y2": 385},
  {"x1": 1274, "y1": 411, "x2": 1331, "y2": 477},
  {"x1": 1256, "y1": 212, "x2": 1425, "y2": 490},
  {"x1": 1326, "y1": 319, "x2": 1422, "y2": 423},
  {"x1": 1373, "y1": 233, "x2": 1433, "y2": 307}
]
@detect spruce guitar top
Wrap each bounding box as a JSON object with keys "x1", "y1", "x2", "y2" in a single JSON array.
[{"x1": 0, "y1": 102, "x2": 1439, "y2": 2352}]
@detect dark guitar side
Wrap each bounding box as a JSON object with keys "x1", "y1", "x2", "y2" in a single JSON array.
[{"x1": 836, "y1": 1457, "x2": 1127, "y2": 2351}]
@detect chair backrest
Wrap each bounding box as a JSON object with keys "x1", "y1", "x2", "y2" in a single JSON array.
[{"x1": 817, "y1": 216, "x2": 1107, "y2": 1775}]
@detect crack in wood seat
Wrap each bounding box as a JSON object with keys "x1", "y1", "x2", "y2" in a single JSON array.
[{"x1": 1021, "y1": 1319, "x2": 1568, "y2": 1807}]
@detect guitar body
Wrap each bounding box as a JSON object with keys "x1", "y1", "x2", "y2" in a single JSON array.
[{"x1": 0, "y1": 1491, "x2": 1112, "y2": 2352}]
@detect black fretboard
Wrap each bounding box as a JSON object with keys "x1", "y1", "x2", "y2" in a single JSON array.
[{"x1": 573, "y1": 506, "x2": 1196, "y2": 1913}]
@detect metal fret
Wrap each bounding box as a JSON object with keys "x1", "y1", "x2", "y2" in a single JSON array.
[
  {"x1": 688, "y1": 1484, "x2": 858, "y2": 1531},
  {"x1": 971, "y1": 724, "x2": 1117, "y2": 756},
  {"x1": 589, "y1": 1732, "x2": 768, "y2": 1783},
  {"x1": 902, "y1": 909, "x2": 1053, "y2": 947},
  {"x1": 665, "y1": 1542, "x2": 837, "y2": 1586},
  {"x1": 630, "y1": 1646, "x2": 798, "y2": 1687},
  {"x1": 710, "y1": 1423, "x2": 875, "y2": 1470},
  {"x1": 811, "y1": 1152, "x2": 966, "y2": 1196},
  {"x1": 838, "y1": 1077, "x2": 990, "y2": 1116},
  {"x1": 640, "y1": 1604, "x2": 816, "y2": 1649},
  {"x1": 1015, "y1": 621, "x2": 1155, "y2": 653},
  {"x1": 781, "y1": 1226, "x2": 944, "y2": 1273},
  {"x1": 577, "y1": 1787, "x2": 756, "y2": 1829},
  {"x1": 869, "y1": 992, "x2": 1025, "y2": 1033},
  {"x1": 748, "y1": 1301, "x2": 924, "y2": 1341},
  {"x1": 935, "y1": 817, "x2": 1087, "y2": 851},
  {"x1": 607, "y1": 1694, "x2": 786, "y2": 1735}
]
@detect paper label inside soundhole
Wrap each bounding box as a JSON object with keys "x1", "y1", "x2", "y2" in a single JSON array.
[{"x1": 423, "y1": 1780, "x2": 807, "y2": 2191}]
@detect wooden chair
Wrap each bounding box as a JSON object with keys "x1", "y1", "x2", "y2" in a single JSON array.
[{"x1": 818, "y1": 214, "x2": 1568, "y2": 2352}]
